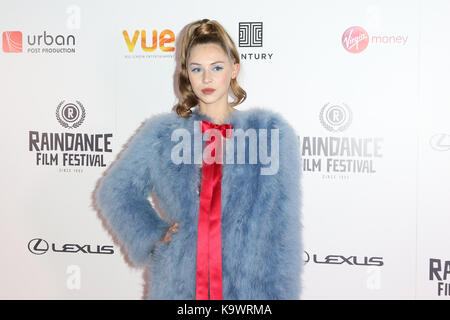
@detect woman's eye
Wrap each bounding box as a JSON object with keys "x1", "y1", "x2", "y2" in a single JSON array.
[{"x1": 190, "y1": 65, "x2": 223, "y2": 73}]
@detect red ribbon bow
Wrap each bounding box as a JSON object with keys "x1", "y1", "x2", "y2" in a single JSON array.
[{"x1": 196, "y1": 120, "x2": 233, "y2": 300}]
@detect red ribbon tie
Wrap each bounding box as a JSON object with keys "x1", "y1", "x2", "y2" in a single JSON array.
[{"x1": 196, "y1": 120, "x2": 233, "y2": 300}]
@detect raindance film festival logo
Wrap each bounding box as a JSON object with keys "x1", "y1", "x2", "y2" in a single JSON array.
[
  {"x1": 28, "y1": 101, "x2": 113, "y2": 170},
  {"x1": 319, "y1": 103, "x2": 352, "y2": 132},
  {"x1": 56, "y1": 100, "x2": 85, "y2": 129},
  {"x1": 429, "y1": 258, "x2": 450, "y2": 297},
  {"x1": 300, "y1": 102, "x2": 384, "y2": 179}
]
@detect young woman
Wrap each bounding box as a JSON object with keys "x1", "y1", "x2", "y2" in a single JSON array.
[{"x1": 95, "y1": 18, "x2": 302, "y2": 300}]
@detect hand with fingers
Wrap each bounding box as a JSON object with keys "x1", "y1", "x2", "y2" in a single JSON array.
[{"x1": 161, "y1": 221, "x2": 179, "y2": 243}]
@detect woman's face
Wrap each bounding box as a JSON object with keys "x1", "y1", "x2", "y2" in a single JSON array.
[{"x1": 187, "y1": 43, "x2": 239, "y2": 107}]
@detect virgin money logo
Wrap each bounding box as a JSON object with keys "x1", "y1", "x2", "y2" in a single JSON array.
[
  {"x1": 342, "y1": 26, "x2": 408, "y2": 53},
  {"x1": 342, "y1": 26, "x2": 369, "y2": 53}
]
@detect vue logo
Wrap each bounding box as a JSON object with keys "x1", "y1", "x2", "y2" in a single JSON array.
[{"x1": 123, "y1": 29, "x2": 175, "y2": 52}]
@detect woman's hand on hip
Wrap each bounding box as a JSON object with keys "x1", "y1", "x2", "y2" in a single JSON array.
[{"x1": 161, "y1": 221, "x2": 179, "y2": 243}]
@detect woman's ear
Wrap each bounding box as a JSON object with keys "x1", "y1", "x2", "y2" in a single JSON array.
[{"x1": 232, "y1": 63, "x2": 240, "y2": 79}]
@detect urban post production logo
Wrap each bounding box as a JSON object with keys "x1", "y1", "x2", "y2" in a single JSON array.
[
  {"x1": 28, "y1": 101, "x2": 113, "y2": 171},
  {"x1": 28, "y1": 238, "x2": 114, "y2": 255},
  {"x1": 238, "y1": 22, "x2": 273, "y2": 61},
  {"x1": 2, "y1": 31, "x2": 22, "y2": 52},
  {"x1": 2, "y1": 8, "x2": 79, "y2": 54},
  {"x1": 300, "y1": 103, "x2": 384, "y2": 179},
  {"x1": 2, "y1": 30, "x2": 76, "y2": 54}
]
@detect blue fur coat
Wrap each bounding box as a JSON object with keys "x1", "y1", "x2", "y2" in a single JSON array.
[{"x1": 94, "y1": 106, "x2": 303, "y2": 299}]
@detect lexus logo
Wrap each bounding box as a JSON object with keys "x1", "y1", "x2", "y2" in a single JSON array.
[
  {"x1": 429, "y1": 133, "x2": 450, "y2": 151},
  {"x1": 28, "y1": 238, "x2": 49, "y2": 255},
  {"x1": 304, "y1": 250, "x2": 310, "y2": 264},
  {"x1": 303, "y1": 251, "x2": 383, "y2": 266},
  {"x1": 27, "y1": 238, "x2": 115, "y2": 255}
]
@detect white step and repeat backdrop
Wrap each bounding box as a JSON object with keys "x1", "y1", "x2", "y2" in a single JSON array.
[{"x1": 1, "y1": 0, "x2": 449, "y2": 299}]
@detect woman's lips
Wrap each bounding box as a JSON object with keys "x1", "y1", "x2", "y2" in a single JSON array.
[{"x1": 201, "y1": 88, "x2": 215, "y2": 94}]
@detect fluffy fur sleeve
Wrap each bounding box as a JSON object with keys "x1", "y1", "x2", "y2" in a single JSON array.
[
  {"x1": 250, "y1": 109, "x2": 303, "y2": 299},
  {"x1": 272, "y1": 111, "x2": 303, "y2": 299},
  {"x1": 94, "y1": 117, "x2": 171, "y2": 267}
]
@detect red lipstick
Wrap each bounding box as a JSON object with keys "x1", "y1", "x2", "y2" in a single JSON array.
[{"x1": 201, "y1": 88, "x2": 215, "y2": 95}]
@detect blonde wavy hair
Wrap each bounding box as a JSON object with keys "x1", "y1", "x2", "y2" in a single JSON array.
[{"x1": 174, "y1": 19, "x2": 247, "y2": 118}]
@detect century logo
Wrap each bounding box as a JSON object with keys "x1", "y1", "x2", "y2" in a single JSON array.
[
  {"x1": 239, "y1": 22, "x2": 262, "y2": 47},
  {"x1": 238, "y1": 22, "x2": 273, "y2": 61},
  {"x1": 27, "y1": 238, "x2": 114, "y2": 255}
]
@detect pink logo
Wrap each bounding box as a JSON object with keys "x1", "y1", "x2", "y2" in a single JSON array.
[
  {"x1": 342, "y1": 26, "x2": 369, "y2": 53},
  {"x1": 2, "y1": 31, "x2": 22, "y2": 53}
]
